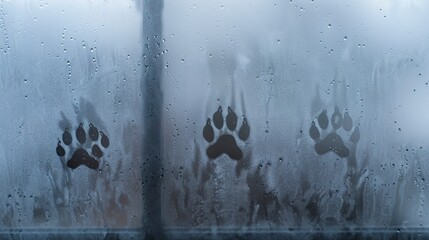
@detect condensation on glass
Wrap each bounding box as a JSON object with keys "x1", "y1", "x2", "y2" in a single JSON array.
[
  {"x1": 160, "y1": 0, "x2": 429, "y2": 235},
  {"x1": 0, "y1": 0, "x2": 144, "y2": 234},
  {"x1": 2, "y1": 0, "x2": 429, "y2": 239}
]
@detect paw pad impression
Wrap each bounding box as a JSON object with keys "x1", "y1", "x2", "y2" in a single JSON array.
[
  {"x1": 56, "y1": 123, "x2": 110, "y2": 170},
  {"x1": 203, "y1": 106, "x2": 250, "y2": 160},
  {"x1": 309, "y1": 106, "x2": 359, "y2": 158}
]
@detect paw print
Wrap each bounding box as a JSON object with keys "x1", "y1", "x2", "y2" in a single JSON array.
[
  {"x1": 309, "y1": 107, "x2": 360, "y2": 158},
  {"x1": 203, "y1": 106, "x2": 250, "y2": 160},
  {"x1": 56, "y1": 123, "x2": 110, "y2": 170}
]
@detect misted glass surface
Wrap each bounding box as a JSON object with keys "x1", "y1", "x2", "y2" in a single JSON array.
[
  {"x1": 0, "y1": 1, "x2": 143, "y2": 228},
  {"x1": 161, "y1": 0, "x2": 429, "y2": 230}
]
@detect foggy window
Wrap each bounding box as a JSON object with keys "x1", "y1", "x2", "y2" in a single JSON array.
[
  {"x1": 2, "y1": 0, "x2": 429, "y2": 239},
  {"x1": 160, "y1": 0, "x2": 429, "y2": 239},
  {"x1": 0, "y1": 0, "x2": 144, "y2": 239}
]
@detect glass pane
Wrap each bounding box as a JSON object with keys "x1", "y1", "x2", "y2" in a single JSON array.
[
  {"x1": 0, "y1": 0, "x2": 144, "y2": 237},
  {"x1": 161, "y1": 0, "x2": 429, "y2": 237}
]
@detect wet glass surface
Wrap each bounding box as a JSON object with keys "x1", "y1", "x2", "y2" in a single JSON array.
[
  {"x1": 160, "y1": 0, "x2": 429, "y2": 237},
  {"x1": 2, "y1": 0, "x2": 429, "y2": 239},
  {"x1": 0, "y1": 0, "x2": 144, "y2": 236}
]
